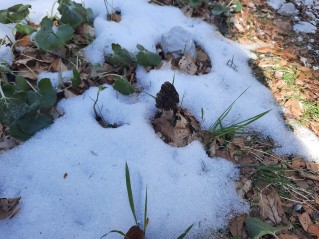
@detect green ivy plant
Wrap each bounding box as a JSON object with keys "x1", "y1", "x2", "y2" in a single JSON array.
[
  {"x1": 0, "y1": 1, "x2": 94, "y2": 51},
  {"x1": 0, "y1": 76, "x2": 57, "y2": 140}
]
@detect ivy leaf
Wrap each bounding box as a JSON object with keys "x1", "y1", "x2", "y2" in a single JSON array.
[
  {"x1": 15, "y1": 76, "x2": 30, "y2": 92},
  {"x1": 27, "y1": 78, "x2": 57, "y2": 110},
  {"x1": 58, "y1": 0, "x2": 94, "y2": 29},
  {"x1": 212, "y1": 4, "x2": 228, "y2": 15},
  {"x1": 0, "y1": 98, "x2": 29, "y2": 125},
  {"x1": 72, "y1": 68, "x2": 81, "y2": 89},
  {"x1": 136, "y1": 44, "x2": 161, "y2": 67},
  {"x1": 113, "y1": 76, "x2": 135, "y2": 95},
  {"x1": 9, "y1": 112, "x2": 53, "y2": 140},
  {"x1": 0, "y1": 4, "x2": 31, "y2": 24},
  {"x1": 15, "y1": 23, "x2": 36, "y2": 35},
  {"x1": 245, "y1": 217, "x2": 288, "y2": 239},
  {"x1": 0, "y1": 64, "x2": 11, "y2": 73},
  {"x1": 231, "y1": 3, "x2": 243, "y2": 13},
  {"x1": 35, "y1": 17, "x2": 74, "y2": 51},
  {"x1": 106, "y1": 43, "x2": 135, "y2": 67}
]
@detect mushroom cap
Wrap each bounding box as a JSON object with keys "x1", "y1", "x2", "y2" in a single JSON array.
[{"x1": 155, "y1": 82, "x2": 179, "y2": 111}]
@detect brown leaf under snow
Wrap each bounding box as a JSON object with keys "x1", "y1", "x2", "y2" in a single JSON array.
[
  {"x1": 260, "y1": 190, "x2": 287, "y2": 224},
  {"x1": 49, "y1": 58, "x2": 68, "y2": 72},
  {"x1": 0, "y1": 197, "x2": 21, "y2": 220}
]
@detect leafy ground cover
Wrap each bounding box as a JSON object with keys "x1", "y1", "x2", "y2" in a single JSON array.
[{"x1": 0, "y1": 0, "x2": 319, "y2": 238}]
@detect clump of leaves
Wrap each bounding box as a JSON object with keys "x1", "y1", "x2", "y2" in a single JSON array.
[
  {"x1": 101, "y1": 163, "x2": 193, "y2": 239},
  {"x1": 0, "y1": 1, "x2": 94, "y2": 51},
  {"x1": 208, "y1": 88, "x2": 270, "y2": 140},
  {"x1": 212, "y1": 0, "x2": 243, "y2": 17},
  {"x1": 0, "y1": 76, "x2": 57, "y2": 140},
  {"x1": 35, "y1": 17, "x2": 74, "y2": 51}
]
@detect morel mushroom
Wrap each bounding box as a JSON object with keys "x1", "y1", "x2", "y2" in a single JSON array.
[{"x1": 155, "y1": 82, "x2": 179, "y2": 122}]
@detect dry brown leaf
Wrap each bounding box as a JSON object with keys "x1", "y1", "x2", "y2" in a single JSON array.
[
  {"x1": 237, "y1": 176, "x2": 252, "y2": 197},
  {"x1": 260, "y1": 190, "x2": 287, "y2": 224},
  {"x1": 291, "y1": 158, "x2": 306, "y2": 169},
  {"x1": 306, "y1": 162, "x2": 319, "y2": 173},
  {"x1": 178, "y1": 54, "x2": 197, "y2": 75},
  {"x1": 0, "y1": 197, "x2": 21, "y2": 220},
  {"x1": 298, "y1": 212, "x2": 312, "y2": 232},
  {"x1": 16, "y1": 35, "x2": 32, "y2": 47},
  {"x1": 229, "y1": 214, "x2": 247, "y2": 237},
  {"x1": 284, "y1": 98, "x2": 304, "y2": 118},
  {"x1": 49, "y1": 58, "x2": 68, "y2": 72},
  {"x1": 308, "y1": 224, "x2": 319, "y2": 237}
]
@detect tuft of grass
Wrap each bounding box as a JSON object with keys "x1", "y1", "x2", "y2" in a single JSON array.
[{"x1": 208, "y1": 88, "x2": 270, "y2": 140}]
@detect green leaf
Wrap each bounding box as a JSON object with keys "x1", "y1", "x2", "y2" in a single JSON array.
[
  {"x1": 58, "y1": 0, "x2": 94, "y2": 29},
  {"x1": 9, "y1": 112, "x2": 53, "y2": 140},
  {"x1": 113, "y1": 77, "x2": 135, "y2": 96},
  {"x1": 15, "y1": 23, "x2": 36, "y2": 35},
  {"x1": 125, "y1": 163, "x2": 138, "y2": 226},
  {"x1": 176, "y1": 224, "x2": 194, "y2": 239},
  {"x1": 0, "y1": 4, "x2": 31, "y2": 24},
  {"x1": 15, "y1": 76, "x2": 30, "y2": 92},
  {"x1": 245, "y1": 217, "x2": 288, "y2": 239},
  {"x1": 212, "y1": 4, "x2": 228, "y2": 15},
  {"x1": 72, "y1": 68, "x2": 81, "y2": 89},
  {"x1": 106, "y1": 44, "x2": 135, "y2": 67},
  {"x1": 27, "y1": 78, "x2": 57, "y2": 110},
  {"x1": 136, "y1": 44, "x2": 161, "y2": 67},
  {"x1": 35, "y1": 17, "x2": 74, "y2": 51},
  {"x1": 0, "y1": 64, "x2": 11, "y2": 73},
  {"x1": 231, "y1": 3, "x2": 243, "y2": 13},
  {"x1": 0, "y1": 98, "x2": 29, "y2": 125}
]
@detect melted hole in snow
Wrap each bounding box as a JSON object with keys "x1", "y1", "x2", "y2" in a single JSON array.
[
  {"x1": 151, "y1": 107, "x2": 201, "y2": 147},
  {"x1": 156, "y1": 44, "x2": 212, "y2": 75},
  {"x1": 107, "y1": 9, "x2": 121, "y2": 22}
]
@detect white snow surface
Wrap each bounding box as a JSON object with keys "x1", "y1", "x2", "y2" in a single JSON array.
[
  {"x1": 267, "y1": 0, "x2": 285, "y2": 10},
  {"x1": 293, "y1": 21, "x2": 317, "y2": 33},
  {"x1": 0, "y1": 0, "x2": 319, "y2": 238}
]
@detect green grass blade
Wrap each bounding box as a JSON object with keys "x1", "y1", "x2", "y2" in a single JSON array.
[
  {"x1": 176, "y1": 224, "x2": 194, "y2": 239},
  {"x1": 125, "y1": 163, "x2": 138, "y2": 225},
  {"x1": 100, "y1": 230, "x2": 130, "y2": 239},
  {"x1": 143, "y1": 187, "x2": 148, "y2": 234},
  {"x1": 209, "y1": 87, "x2": 250, "y2": 132}
]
